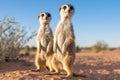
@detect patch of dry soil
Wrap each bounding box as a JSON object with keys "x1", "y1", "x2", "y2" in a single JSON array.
[{"x1": 0, "y1": 51, "x2": 120, "y2": 80}]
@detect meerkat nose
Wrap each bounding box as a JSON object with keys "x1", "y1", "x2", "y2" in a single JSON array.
[
  {"x1": 68, "y1": 9, "x2": 71, "y2": 13},
  {"x1": 46, "y1": 17, "x2": 48, "y2": 20}
]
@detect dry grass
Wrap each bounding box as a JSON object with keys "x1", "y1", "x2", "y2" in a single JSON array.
[{"x1": 0, "y1": 17, "x2": 36, "y2": 62}]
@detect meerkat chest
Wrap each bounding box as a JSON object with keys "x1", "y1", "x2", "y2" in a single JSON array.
[
  {"x1": 58, "y1": 22, "x2": 72, "y2": 38},
  {"x1": 57, "y1": 22, "x2": 72, "y2": 47},
  {"x1": 37, "y1": 26, "x2": 51, "y2": 46}
]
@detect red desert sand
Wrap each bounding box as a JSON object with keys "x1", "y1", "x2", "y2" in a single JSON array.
[{"x1": 0, "y1": 50, "x2": 120, "y2": 80}]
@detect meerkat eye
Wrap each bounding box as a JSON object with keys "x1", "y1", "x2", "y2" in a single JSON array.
[
  {"x1": 63, "y1": 6, "x2": 67, "y2": 10},
  {"x1": 70, "y1": 6, "x2": 74, "y2": 10},
  {"x1": 47, "y1": 13, "x2": 51, "y2": 17},
  {"x1": 41, "y1": 14, "x2": 44, "y2": 17}
]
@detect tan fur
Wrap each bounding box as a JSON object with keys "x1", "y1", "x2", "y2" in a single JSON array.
[
  {"x1": 53, "y1": 4, "x2": 75, "y2": 77},
  {"x1": 34, "y1": 12, "x2": 54, "y2": 72},
  {"x1": 46, "y1": 53, "x2": 62, "y2": 73}
]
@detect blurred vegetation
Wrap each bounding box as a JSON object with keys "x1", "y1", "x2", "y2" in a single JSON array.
[
  {"x1": 0, "y1": 17, "x2": 36, "y2": 62},
  {"x1": 91, "y1": 41, "x2": 109, "y2": 52},
  {"x1": 76, "y1": 45, "x2": 81, "y2": 52},
  {"x1": 117, "y1": 47, "x2": 120, "y2": 50},
  {"x1": 76, "y1": 41, "x2": 111, "y2": 53},
  {"x1": 23, "y1": 46, "x2": 36, "y2": 52}
]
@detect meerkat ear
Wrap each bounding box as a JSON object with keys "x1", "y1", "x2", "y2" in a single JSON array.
[
  {"x1": 59, "y1": 7, "x2": 61, "y2": 12},
  {"x1": 38, "y1": 15, "x2": 40, "y2": 19}
]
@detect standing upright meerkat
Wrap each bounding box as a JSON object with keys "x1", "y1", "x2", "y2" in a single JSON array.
[
  {"x1": 33, "y1": 12, "x2": 54, "y2": 72},
  {"x1": 53, "y1": 4, "x2": 75, "y2": 77}
]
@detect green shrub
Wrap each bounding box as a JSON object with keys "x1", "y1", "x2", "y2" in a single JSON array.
[
  {"x1": 23, "y1": 45, "x2": 30, "y2": 54},
  {"x1": 92, "y1": 41, "x2": 109, "y2": 52},
  {"x1": 0, "y1": 17, "x2": 36, "y2": 62},
  {"x1": 76, "y1": 45, "x2": 80, "y2": 52},
  {"x1": 30, "y1": 46, "x2": 37, "y2": 51}
]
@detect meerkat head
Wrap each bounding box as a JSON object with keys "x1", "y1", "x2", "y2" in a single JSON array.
[
  {"x1": 38, "y1": 12, "x2": 51, "y2": 25},
  {"x1": 59, "y1": 4, "x2": 74, "y2": 19}
]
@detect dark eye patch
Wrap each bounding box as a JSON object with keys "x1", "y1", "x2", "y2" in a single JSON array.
[
  {"x1": 70, "y1": 6, "x2": 74, "y2": 10},
  {"x1": 47, "y1": 13, "x2": 51, "y2": 17},
  {"x1": 63, "y1": 6, "x2": 67, "y2": 10},
  {"x1": 41, "y1": 14, "x2": 44, "y2": 17}
]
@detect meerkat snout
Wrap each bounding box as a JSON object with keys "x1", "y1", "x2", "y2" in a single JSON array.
[
  {"x1": 44, "y1": 13, "x2": 51, "y2": 20},
  {"x1": 38, "y1": 12, "x2": 51, "y2": 24},
  {"x1": 59, "y1": 4, "x2": 74, "y2": 19},
  {"x1": 68, "y1": 6, "x2": 74, "y2": 13}
]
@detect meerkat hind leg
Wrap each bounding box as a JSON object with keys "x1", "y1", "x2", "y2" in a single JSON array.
[
  {"x1": 46, "y1": 65, "x2": 60, "y2": 75},
  {"x1": 63, "y1": 63, "x2": 73, "y2": 78},
  {"x1": 60, "y1": 56, "x2": 74, "y2": 78},
  {"x1": 31, "y1": 54, "x2": 41, "y2": 72}
]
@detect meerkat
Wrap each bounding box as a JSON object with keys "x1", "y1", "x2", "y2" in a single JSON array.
[
  {"x1": 33, "y1": 12, "x2": 54, "y2": 72},
  {"x1": 52, "y1": 4, "x2": 76, "y2": 77}
]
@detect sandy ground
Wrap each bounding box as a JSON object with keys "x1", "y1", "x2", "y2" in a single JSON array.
[{"x1": 0, "y1": 50, "x2": 120, "y2": 80}]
